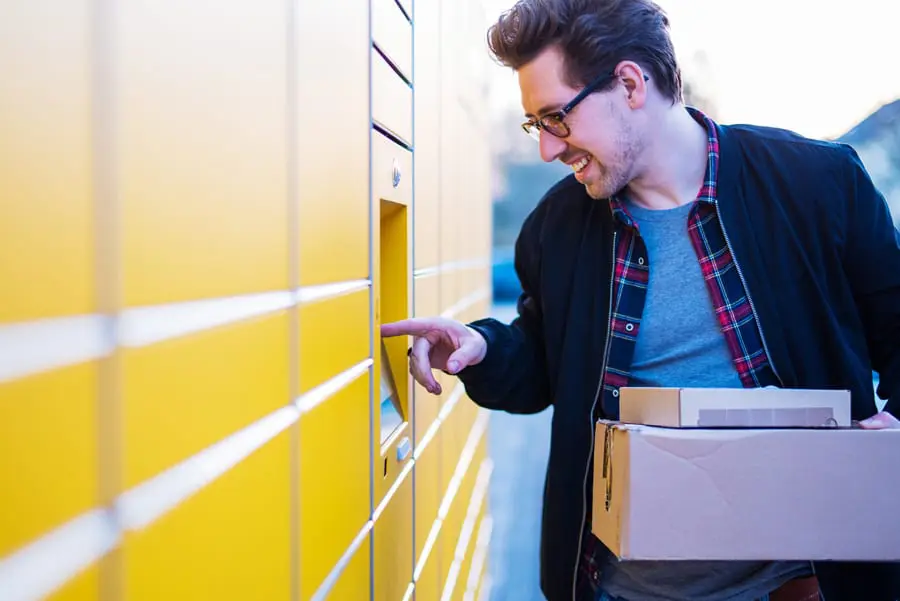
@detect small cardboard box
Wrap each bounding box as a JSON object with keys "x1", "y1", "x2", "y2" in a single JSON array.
[
  {"x1": 591, "y1": 420, "x2": 900, "y2": 561},
  {"x1": 619, "y1": 387, "x2": 851, "y2": 428}
]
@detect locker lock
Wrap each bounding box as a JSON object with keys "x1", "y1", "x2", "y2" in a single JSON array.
[{"x1": 392, "y1": 159, "x2": 401, "y2": 188}]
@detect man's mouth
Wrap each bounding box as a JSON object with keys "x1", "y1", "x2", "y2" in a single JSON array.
[{"x1": 570, "y1": 155, "x2": 591, "y2": 173}]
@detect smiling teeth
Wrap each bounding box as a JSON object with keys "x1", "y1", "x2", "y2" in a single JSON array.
[{"x1": 572, "y1": 156, "x2": 591, "y2": 172}]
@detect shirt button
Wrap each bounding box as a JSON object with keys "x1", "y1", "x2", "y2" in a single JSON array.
[
  {"x1": 612, "y1": 389, "x2": 620, "y2": 398},
  {"x1": 638, "y1": 257, "x2": 645, "y2": 265},
  {"x1": 625, "y1": 323, "x2": 635, "y2": 332}
]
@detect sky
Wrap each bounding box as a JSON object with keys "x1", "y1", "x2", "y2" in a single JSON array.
[{"x1": 482, "y1": 0, "x2": 900, "y2": 140}]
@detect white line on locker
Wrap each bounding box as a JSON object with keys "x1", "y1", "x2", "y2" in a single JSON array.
[
  {"x1": 118, "y1": 290, "x2": 294, "y2": 348},
  {"x1": 439, "y1": 459, "x2": 494, "y2": 601},
  {"x1": 373, "y1": 459, "x2": 415, "y2": 522},
  {"x1": 0, "y1": 509, "x2": 120, "y2": 601},
  {"x1": 414, "y1": 383, "x2": 465, "y2": 459},
  {"x1": 0, "y1": 358, "x2": 374, "y2": 599},
  {"x1": 413, "y1": 258, "x2": 490, "y2": 279},
  {"x1": 413, "y1": 409, "x2": 489, "y2": 584},
  {"x1": 309, "y1": 520, "x2": 374, "y2": 601},
  {"x1": 464, "y1": 515, "x2": 495, "y2": 601},
  {"x1": 0, "y1": 314, "x2": 113, "y2": 383},
  {"x1": 296, "y1": 279, "x2": 370, "y2": 304},
  {"x1": 294, "y1": 359, "x2": 372, "y2": 414},
  {"x1": 116, "y1": 404, "x2": 301, "y2": 531},
  {"x1": 0, "y1": 279, "x2": 373, "y2": 380},
  {"x1": 441, "y1": 287, "x2": 490, "y2": 320}
]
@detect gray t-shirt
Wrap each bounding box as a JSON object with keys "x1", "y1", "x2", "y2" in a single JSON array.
[{"x1": 599, "y1": 200, "x2": 811, "y2": 601}]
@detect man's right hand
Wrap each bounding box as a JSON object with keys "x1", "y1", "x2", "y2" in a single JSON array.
[{"x1": 381, "y1": 317, "x2": 487, "y2": 395}]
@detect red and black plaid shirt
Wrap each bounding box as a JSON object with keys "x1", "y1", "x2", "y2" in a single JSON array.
[{"x1": 579, "y1": 108, "x2": 781, "y2": 594}]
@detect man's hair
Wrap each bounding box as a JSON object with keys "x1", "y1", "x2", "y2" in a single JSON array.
[{"x1": 486, "y1": 0, "x2": 683, "y2": 104}]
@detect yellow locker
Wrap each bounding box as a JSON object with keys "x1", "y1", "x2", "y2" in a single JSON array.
[
  {"x1": 0, "y1": 366, "x2": 98, "y2": 558},
  {"x1": 116, "y1": 1, "x2": 290, "y2": 307},
  {"x1": 298, "y1": 373, "x2": 371, "y2": 600},
  {"x1": 123, "y1": 431, "x2": 292, "y2": 601},
  {"x1": 297, "y1": 0, "x2": 370, "y2": 287},
  {"x1": 0, "y1": 1, "x2": 94, "y2": 323},
  {"x1": 121, "y1": 313, "x2": 290, "y2": 489}
]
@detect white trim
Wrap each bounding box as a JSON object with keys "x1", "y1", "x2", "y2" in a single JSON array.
[
  {"x1": 414, "y1": 383, "x2": 464, "y2": 459},
  {"x1": 372, "y1": 459, "x2": 414, "y2": 522},
  {"x1": 463, "y1": 514, "x2": 494, "y2": 601},
  {"x1": 0, "y1": 279, "x2": 373, "y2": 381},
  {"x1": 309, "y1": 520, "x2": 374, "y2": 601},
  {"x1": 413, "y1": 258, "x2": 490, "y2": 279},
  {"x1": 440, "y1": 459, "x2": 494, "y2": 601},
  {"x1": 0, "y1": 509, "x2": 119, "y2": 601},
  {"x1": 401, "y1": 582, "x2": 416, "y2": 601},
  {"x1": 294, "y1": 359, "x2": 373, "y2": 414},
  {"x1": 118, "y1": 290, "x2": 294, "y2": 348},
  {"x1": 296, "y1": 279, "x2": 370, "y2": 304},
  {"x1": 413, "y1": 409, "x2": 490, "y2": 582},
  {"x1": 0, "y1": 357, "x2": 377, "y2": 599},
  {"x1": 0, "y1": 315, "x2": 112, "y2": 383},
  {"x1": 441, "y1": 288, "x2": 490, "y2": 320},
  {"x1": 116, "y1": 405, "x2": 300, "y2": 531}
]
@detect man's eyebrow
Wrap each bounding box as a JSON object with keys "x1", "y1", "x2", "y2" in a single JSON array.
[{"x1": 525, "y1": 103, "x2": 563, "y2": 119}]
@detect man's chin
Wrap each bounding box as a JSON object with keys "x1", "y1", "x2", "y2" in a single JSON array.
[{"x1": 584, "y1": 180, "x2": 612, "y2": 200}]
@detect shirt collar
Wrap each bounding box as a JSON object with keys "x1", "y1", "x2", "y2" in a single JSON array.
[{"x1": 608, "y1": 106, "x2": 720, "y2": 225}]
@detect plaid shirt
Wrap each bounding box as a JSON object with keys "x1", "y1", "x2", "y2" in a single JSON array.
[{"x1": 579, "y1": 108, "x2": 780, "y2": 593}]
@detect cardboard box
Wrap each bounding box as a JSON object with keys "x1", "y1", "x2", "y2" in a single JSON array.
[
  {"x1": 619, "y1": 387, "x2": 851, "y2": 428},
  {"x1": 591, "y1": 420, "x2": 900, "y2": 561}
]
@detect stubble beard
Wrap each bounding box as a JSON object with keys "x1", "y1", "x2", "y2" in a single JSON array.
[{"x1": 584, "y1": 118, "x2": 641, "y2": 201}]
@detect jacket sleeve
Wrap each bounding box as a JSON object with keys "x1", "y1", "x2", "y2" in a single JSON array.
[
  {"x1": 842, "y1": 145, "x2": 900, "y2": 416},
  {"x1": 455, "y1": 204, "x2": 552, "y2": 415}
]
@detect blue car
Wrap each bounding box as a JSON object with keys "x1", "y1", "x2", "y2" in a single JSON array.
[{"x1": 491, "y1": 246, "x2": 523, "y2": 302}]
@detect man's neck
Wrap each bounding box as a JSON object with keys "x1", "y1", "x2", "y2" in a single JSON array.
[{"x1": 624, "y1": 106, "x2": 710, "y2": 210}]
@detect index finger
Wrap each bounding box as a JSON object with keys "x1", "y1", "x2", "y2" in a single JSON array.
[{"x1": 380, "y1": 317, "x2": 444, "y2": 338}]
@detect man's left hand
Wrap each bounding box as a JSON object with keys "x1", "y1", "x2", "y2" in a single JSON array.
[{"x1": 858, "y1": 411, "x2": 900, "y2": 429}]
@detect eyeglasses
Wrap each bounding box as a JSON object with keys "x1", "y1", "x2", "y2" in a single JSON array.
[{"x1": 521, "y1": 71, "x2": 649, "y2": 141}]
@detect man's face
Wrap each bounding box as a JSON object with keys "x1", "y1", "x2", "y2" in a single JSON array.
[{"x1": 518, "y1": 45, "x2": 643, "y2": 200}]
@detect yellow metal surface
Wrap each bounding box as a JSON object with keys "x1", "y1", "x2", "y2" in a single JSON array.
[
  {"x1": 298, "y1": 374, "x2": 370, "y2": 600},
  {"x1": 0, "y1": 1, "x2": 93, "y2": 323},
  {"x1": 412, "y1": 0, "x2": 442, "y2": 272},
  {"x1": 122, "y1": 313, "x2": 290, "y2": 488},
  {"x1": 116, "y1": 1, "x2": 290, "y2": 307},
  {"x1": 372, "y1": 51, "x2": 413, "y2": 146},
  {"x1": 0, "y1": 0, "x2": 495, "y2": 597},
  {"x1": 416, "y1": 544, "x2": 441, "y2": 601},
  {"x1": 327, "y1": 535, "x2": 372, "y2": 601},
  {"x1": 297, "y1": 0, "x2": 370, "y2": 288},
  {"x1": 123, "y1": 431, "x2": 292, "y2": 601},
  {"x1": 374, "y1": 473, "x2": 414, "y2": 601},
  {"x1": 47, "y1": 563, "x2": 99, "y2": 601},
  {"x1": 298, "y1": 289, "x2": 370, "y2": 393},
  {"x1": 0, "y1": 365, "x2": 98, "y2": 557},
  {"x1": 373, "y1": 130, "x2": 413, "y2": 208},
  {"x1": 414, "y1": 430, "x2": 442, "y2": 563}
]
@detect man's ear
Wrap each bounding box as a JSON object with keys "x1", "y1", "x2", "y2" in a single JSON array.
[{"x1": 615, "y1": 61, "x2": 648, "y2": 109}]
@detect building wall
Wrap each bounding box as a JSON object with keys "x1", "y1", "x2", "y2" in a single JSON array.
[{"x1": 0, "y1": 1, "x2": 495, "y2": 599}]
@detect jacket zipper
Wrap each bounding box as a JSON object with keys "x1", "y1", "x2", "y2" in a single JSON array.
[
  {"x1": 572, "y1": 231, "x2": 618, "y2": 601},
  {"x1": 714, "y1": 201, "x2": 785, "y2": 387}
]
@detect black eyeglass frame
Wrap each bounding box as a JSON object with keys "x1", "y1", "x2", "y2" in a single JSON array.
[{"x1": 521, "y1": 71, "x2": 650, "y2": 140}]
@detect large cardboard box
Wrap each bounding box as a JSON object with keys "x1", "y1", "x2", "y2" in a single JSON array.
[
  {"x1": 619, "y1": 386, "x2": 852, "y2": 428},
  {"x1": 591, "y1": 420, "x2": 900, "y2": 561}
]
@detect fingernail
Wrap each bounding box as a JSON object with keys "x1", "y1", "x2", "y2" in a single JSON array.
[{"x1": 448, "y1": 361, "x2": 459, "y2": 373}]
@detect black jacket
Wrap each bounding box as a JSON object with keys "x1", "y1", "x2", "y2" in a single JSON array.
[{"x1": 457, "y1": 121, "x2": 900, "y2": 601}]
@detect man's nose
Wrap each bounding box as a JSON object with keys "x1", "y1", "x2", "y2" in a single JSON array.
[{"x1": 539, "y1": 131, "x2": 567, "y2": 163}]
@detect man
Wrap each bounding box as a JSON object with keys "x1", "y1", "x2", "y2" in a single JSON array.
[{"x1": 381, "y1": 0, "x2": 900, "y2": 599}]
